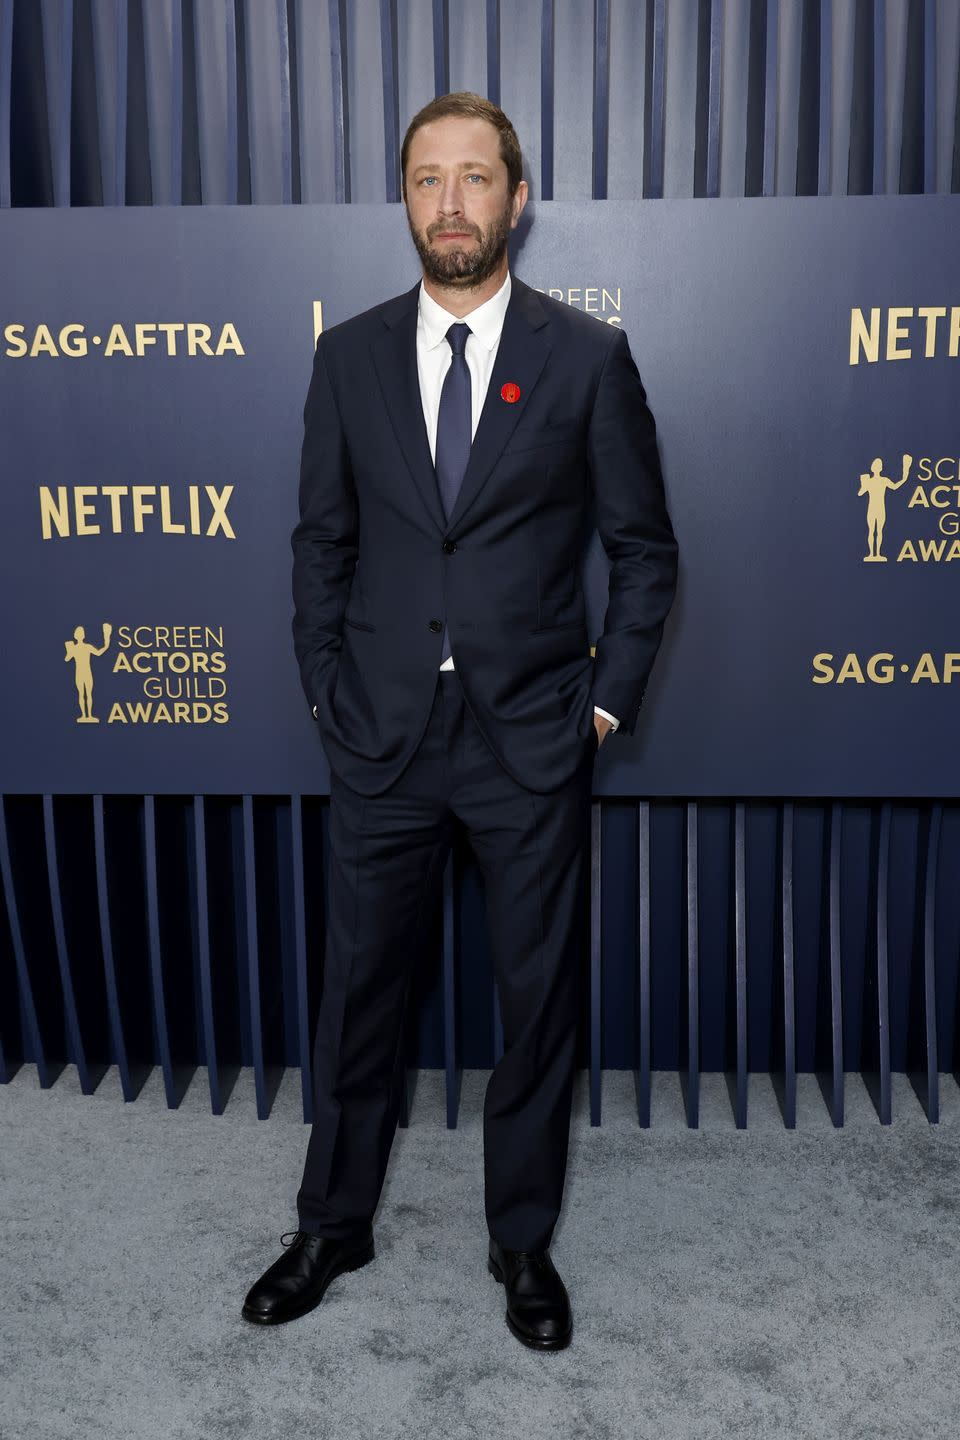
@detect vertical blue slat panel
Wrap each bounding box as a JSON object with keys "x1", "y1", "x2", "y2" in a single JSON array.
[
  {"x1": 396, "y1": 0, "x2": 432, "y2": 171},
  {"x1": 0, "y1": 0, "x2": 12, "y2": 207},
  {"x1": 442, "y1": 854, "x2": 460, "y2": 1128},
  {"x1": 92, "y1": 795, "x2": 132, "y2": 1099},
  {"x1": 293, "y1": 0, "x2": 331, "y2": 201},
  {"x1": 776, "y1": 0, "x2": 802, "y2": 195},
  {"x1": 140, "y1": 0, "x2": 178, "y2": 205},
  {"x1": 934, "y1": 0, "x2": 960, "y2": 193},
  {"x1": 276, "y1": 0, "x2": 292, "y2": 202},
  {"x1": 592, "y1": 0, "x2": 610, "y2": 198},
  {"x1": 781, "y1": 802, "x2": 797, "y2": 1128},
  {"x1": 540, "y1": 0, "x2": 554, "y2": 199},
  {"x1": 40, "y1": 0, "x2": 74, "y2": 204},
  {"x1": 923, "y1": 803, "x2": 941, "y2": 1121},
  {"x1": 191, "y1": 0, "x2": 230, "y2": 203},
  {"x1": 345, "y1": 0, "x2": 386, "y2": 201},
  {"x1": 485, "y1": 0, "x2": 500, "y2": 106},
  {"x1": 763, "y1": 0, "x2": 778, "y2": 193},
  {"x1": 661, "y1": 0, "x2": 698, "y2": 198},
  {"x1": 87, "y1": 0, "x2": 120, "y2": 205},
  {"x1": 606, "y1": 0, "x2": 647, "y2": 200},
  {"x1": 685, "y1": 802, "x2": 700, "y2": 1128},
  {"x1": 873, "y1": 0, "x2": 886, "y2": 190},
  {"x1": 797, "y1": 0, "x2": 820, "y2": 193},
  {"x1": 875, "y1": 800, "x2": 892, "y2": 1123},
  {"x1": 0, "y1": 939, "x2": 15, "y2": 1081},
  {"x1": 885, "y1": 0, "x2": 909, "y2": 192},
  {"x1": 898, "y1": 0, "x2": 925, "y2": 191},
  {"x1": 552, "y1": 0, "x2": 594, "y2": 199},
  {"x1": 499, "y1": 2, "x2": 541, "y2": 197},
  {"x1": 447, "y1": 0, "x2": 487, "y2": 95},
  {"x1": 634, "y1": 801, "x2": 651, "y2": 1126},
  {"x1": 225, "y1": 0, "x2": 239, "y2": 202},
  {"x1": 589, "y1": 799, "x2": 602, "y2": 1125},
  {"x1": 733, "y1": 802, "x2": 747, "y2": 1126},
  {"x1": 141, "y1": 797, "x2": 200, "y2": 1105},
  {"x1": 380, "y1": 0, "x2": 398, "y2": 201},
  {"x1": 0, "y1": 800, "x2": 53, "y2": 1085},
  {"x1": 719, "y1": 0, "x2": 749, "y2": 195},
  {"x1": 944, "y1": 811, "x2": 960, "y2": 1079},
  {"x1": 875, "y1": 802, "x2": 892, "y2": 1122},
  {"x1": 432, "y1": 0, "x2": 448, "y2": 95},
  {"x1": 42, "y1": 795, "x2": 98, "y2": 1092},
  {"x1": 241, "y1": 0, "x2": 292, "y2": 202},
  {"x1": 827, "y1": 801, "x2": 844, "y2": 1125},
  {"x1": 114, "y1": 0, "x2": 128, "y2": 204},
  {"x1": 0, "y1": 800, "x2": 20, "y2": 1082},
  {"x1": 193, "y1": 796, "x2": 223, "y2": 1114},
  {"x1": 171, "y1": 0, "x2": 183, "y2": 201},
  {"x1": 647, "y1": 0, "x2": 666, "y2": 196},
  {"x1": 706, "y1": 0, "x2": 723, "y2": 196},
  {"x1": 831, "y1": 0, "x2": 856, "y2": 194},
  {"x1": 819, "y1": 0, "x2": 833, "y2": 192},
  {"x1": 144, "y1": 796, "x2": 178, "y2": 1107},
  {"x1": 923, "y1": 0, "x2": 936, "y2": 190},
  {"x1": 329, "y1": 0, "x2": 349, "y2": 202},
  {"x1": 847, "y1": 0, "x2": 874, "y2": 192}
]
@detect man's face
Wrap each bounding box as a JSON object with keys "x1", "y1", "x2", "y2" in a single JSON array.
[{"x1": 404, "y1": 115, "x2": 527, "y2": 287}]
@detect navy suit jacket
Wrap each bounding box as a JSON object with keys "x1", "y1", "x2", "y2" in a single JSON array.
[{"x1": 291, "y1": 273, "x2": 678, "y2": 796}]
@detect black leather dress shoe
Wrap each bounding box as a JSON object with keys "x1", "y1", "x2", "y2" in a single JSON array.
[
  {"x1": 487, "y1": 1238, "x2": 572, "y2": 1349},
  {"x1": 241, "y1": 1227, "x2": 374, "y2": 1325}
]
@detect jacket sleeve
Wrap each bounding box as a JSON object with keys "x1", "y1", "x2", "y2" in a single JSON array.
[
  {"x1": 586, "y1": 328, "x2": 678, "y2": 735},
  {"x1": 290, "y1": 335, "x2": 358, "y2": 720}
]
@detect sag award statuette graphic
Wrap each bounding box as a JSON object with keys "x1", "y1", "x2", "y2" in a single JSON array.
[
  {"x1": 859, "y1": 454, "x2": 912, "y2": 561},
  {"x1": 64, "y1": 621, "x2": 112, "y2": 722}
]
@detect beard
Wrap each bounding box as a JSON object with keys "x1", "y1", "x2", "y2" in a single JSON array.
[{"x1": 406, "y1": 193, "x2": 514, "y2": 288}]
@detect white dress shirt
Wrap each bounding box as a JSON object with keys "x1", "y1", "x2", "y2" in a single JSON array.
[{"x1": 415, "y1": 272, "x2": 619, "y2": 732}]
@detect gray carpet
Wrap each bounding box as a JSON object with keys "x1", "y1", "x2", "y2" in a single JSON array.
[{"x1": 3, "y1": 1064, "x2": 960, "y2": 1440}]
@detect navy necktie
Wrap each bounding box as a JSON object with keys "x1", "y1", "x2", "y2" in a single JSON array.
[{"x1": 434, "y1": 321, "x2": 472, "y2": 664}]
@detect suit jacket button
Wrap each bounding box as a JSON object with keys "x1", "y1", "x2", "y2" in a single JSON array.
[
  {"x1": 442, "y1": 539, "x2": 456, "y2": 553},
  {"x1": 428, "y1": 619, "x2": 443, "y2": 632}
]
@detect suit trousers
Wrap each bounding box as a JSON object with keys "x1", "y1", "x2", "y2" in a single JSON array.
[{"x1": 296, "y1": 665, "x2": 598, "y2": 1253}]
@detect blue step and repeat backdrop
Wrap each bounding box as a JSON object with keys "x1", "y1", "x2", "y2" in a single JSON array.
[{"x1": 2, "y1": 196, "x2": 957, "y2": 797}]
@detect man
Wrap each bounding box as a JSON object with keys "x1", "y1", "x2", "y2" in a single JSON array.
[{"x1": 242, "y1": 92, "x2": 678, "y2": 1350}]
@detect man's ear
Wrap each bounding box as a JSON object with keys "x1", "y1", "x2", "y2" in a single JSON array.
[{"x1": 511, "y1": 179, "x2": 529, "y2": 227}]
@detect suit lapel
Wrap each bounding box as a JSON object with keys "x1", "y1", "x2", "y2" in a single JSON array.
[
  {"x1": 446, "y1": 277, "x2": 552, "y2": 535},
  {"x1": 371, "y1": 274, "x2": 553, "y2": 537},
  {"x1": 371, "y1": 282, "x2": 448, "y2": 533}
]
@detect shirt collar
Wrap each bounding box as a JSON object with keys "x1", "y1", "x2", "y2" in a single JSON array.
[{"x1": 417, "y1": 269, "x2": 512, "y2": 353}]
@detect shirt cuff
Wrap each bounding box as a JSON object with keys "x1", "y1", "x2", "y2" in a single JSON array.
[{"x1": 593, "y1": 705, "x2": 619, "y2": 731}]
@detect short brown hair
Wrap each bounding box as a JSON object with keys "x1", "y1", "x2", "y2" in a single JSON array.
[{"x1": 400, "y1": 92, "x2": 523, "y2": 201}]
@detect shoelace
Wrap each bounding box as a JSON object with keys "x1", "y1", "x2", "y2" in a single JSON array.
[{"x1": 280, "y1": 1230, "x2": 302, "y2": 1248}]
